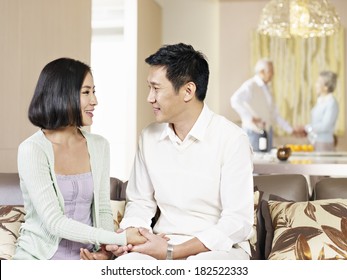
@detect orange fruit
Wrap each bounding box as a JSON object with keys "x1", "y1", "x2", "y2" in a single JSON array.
[
  {"x1": 293, "y1": 145, "x2": 301, "y2": 152},
  {"x1": 307, "y1": 144, "x2": 314, "y2": 152}
]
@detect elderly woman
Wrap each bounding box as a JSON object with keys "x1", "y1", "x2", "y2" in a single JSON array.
[{"x1": 304, "y1": 71, "x2": 339, "y2": 152}]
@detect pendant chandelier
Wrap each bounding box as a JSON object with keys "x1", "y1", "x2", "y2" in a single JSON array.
[{"x1": 257, "y1": 0, "x2": 341, "y2": 38}]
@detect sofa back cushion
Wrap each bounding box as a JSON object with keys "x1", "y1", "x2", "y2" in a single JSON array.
[
  {"x1": 254, "y1": 174, "x2": 309, "y2": 202},
  {"x1": 314, "y1": 178, "x2": 347, "y2": 200},
  {"x1": 110, "y1": 177, "x2": 128, "y2": 201}
]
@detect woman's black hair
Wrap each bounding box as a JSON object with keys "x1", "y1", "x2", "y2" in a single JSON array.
[{"x1": 28, "y1": 57, "x2": 91, "y2": 129}]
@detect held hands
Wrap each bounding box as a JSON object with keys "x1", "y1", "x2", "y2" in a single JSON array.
[
  {"x1": 80, "y1": 227, "x2": 148, "y2": 260},
  {"x1": 105, "y1": 228, "x2": 170, "y2": 259},
  {"x1": 130, "y1": 228, "x2": 170, "y2": 260},
  {"x1": 126, "y1": 227, "x2": 148, "y2": 245},
  {"x1": 292, "y1": 126, "x2": 307, "y2": 137},
  {"x1": 104, "y1": 227, "x2": 147, "y2": 257}
]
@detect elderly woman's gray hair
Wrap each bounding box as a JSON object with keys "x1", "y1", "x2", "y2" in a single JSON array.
[{"x1": 319, "y1": 71, "x2": 338, "y2": 93}]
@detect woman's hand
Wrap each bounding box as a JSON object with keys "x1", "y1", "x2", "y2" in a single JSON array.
[
  {"x1": 103, "y1": 228, "x2": 135, "y2": 257},
  {"x1": 105, "y1": 244, "x2": 133, "y2": 257},
  {"x1": 80, "y1": 245, "x2": 112, "y2": 260}
]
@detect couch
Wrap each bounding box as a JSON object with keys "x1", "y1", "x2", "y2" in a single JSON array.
[
  {"x1": 254, "y1": 174, "x2": 347, "y2": 260},
  {"x1": 1, "y1": 172, "x2": 347, "y2": 260}
]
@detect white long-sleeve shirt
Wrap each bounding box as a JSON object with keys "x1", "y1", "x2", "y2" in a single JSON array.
[
  {"x1": 121, "y1": 105, "x2": 254, "y2": 254},
  {"x1": 231, "y1": 75, "x2": 293, "y2": 133},
  {"x1": 305, "y1": 93, "x2": 339, "y2": 144}
]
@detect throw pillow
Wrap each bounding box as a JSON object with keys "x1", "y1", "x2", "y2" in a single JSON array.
[
  {"x1": 0, "y1": 206, "x2": 25, "y2": 260},
  {"x1": 110, "y1": 200, "x2": 125, "y2": 231},
  {"x1": 267, "y1": 198, "x2": 347, "y2": 260},
  {"x1": 261, "y1": 194, "x2": 291, "y2": 259},
  {"x1": 249, "y1": 186, "x2": 264, "y2": 260}
]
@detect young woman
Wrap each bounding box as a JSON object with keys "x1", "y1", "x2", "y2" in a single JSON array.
[{"x1": 13, "y1": 58, "x2": 145, "y2": 260}]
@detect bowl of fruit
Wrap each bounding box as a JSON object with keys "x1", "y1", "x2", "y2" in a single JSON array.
[{"x1": 277, "y1": 145, "x2": 292, "y2": 161}]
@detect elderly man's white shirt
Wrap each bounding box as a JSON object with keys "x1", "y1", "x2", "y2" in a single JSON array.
[{"x1": 231, "y1": 75, "x2": 293, "y2": 133}]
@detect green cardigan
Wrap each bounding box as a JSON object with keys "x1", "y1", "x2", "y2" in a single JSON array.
[{"x1": 13, "y1": 129, "x2": 126, "y2": 260}]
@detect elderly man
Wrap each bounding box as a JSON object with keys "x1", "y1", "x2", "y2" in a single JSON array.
[{"x1": 231, "y1": 58, "x2": 297, "y2": 152}]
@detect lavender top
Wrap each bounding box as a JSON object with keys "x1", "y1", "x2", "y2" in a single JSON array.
[{"x1": 50, "y1": 172, "x2": 94, "y2": 260}]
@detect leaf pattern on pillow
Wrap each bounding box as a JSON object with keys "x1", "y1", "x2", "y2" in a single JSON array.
[
  {"x1": 270, "y1": 226, "x2": 322, "y2": 256},
  {"x1": 304, "y1": 202, "x2": 317, "y2": 222},
  {"x1": 0, "y1": 206, "x2": 25, "y2": 260},
  {"x1": 110, "y1": 200, "x2": 125, "y2": 231},
  {"x1": 113, "y1": 210, "x2": 123, "y2": 230},
  {"x1": 321, "y1": 203, "x2": 347, "y2": 218},
  {"x1": 0, "y1": 206, "x2": 25, "y2": 238},
  {"x1": 268, "y1": 199, "x2": 347, "y2": 260},
  {"x1": 322, "y1": 217, "x2": 347, "y2": 251},
  {"x1": 294, "y1": 234, "x2": 312, "y2": 260},
  {"x1": 342, "y1": 216, "x2": 347, "y2": 236}
]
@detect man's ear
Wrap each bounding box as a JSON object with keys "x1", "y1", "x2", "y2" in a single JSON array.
[{"x1": 183, "y1": 82, "x2": 196, "y2": 102}]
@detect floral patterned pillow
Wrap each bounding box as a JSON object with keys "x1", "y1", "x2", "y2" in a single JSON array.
[
  {"x1": 267, "y1": 198, "x2": 347, "y2": 260},
  {"x1": 0, "y1": 206, "x2": 25, "y2": 260},
  {"x1": 110, "y1": 200, "x2": 125, "y2": 231}
]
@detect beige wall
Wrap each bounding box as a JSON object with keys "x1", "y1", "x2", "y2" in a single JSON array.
[
  {"x1": 156, "y1": 0, "x2": 220, "y2": 113},
  {"x1": 136, "y1": 0, "x2": 162, "y2": 138},
  {"x1": 0, "y1": 0, "x2": 91, "y2": 172}
]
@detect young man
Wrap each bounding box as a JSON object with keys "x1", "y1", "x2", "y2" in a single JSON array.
[{"x1": 109, "y1": 43, "x2": 254, "y2": 260}]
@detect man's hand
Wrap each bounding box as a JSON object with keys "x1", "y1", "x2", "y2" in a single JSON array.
[
  {"x1": 130, "y1": 228, "x2": 169, "y2": 260},
  {"x1": 252, "y1": 117, "x2": 263, "y2": 128},
  {"x1": 126, "y1": 227, "x2": 148, "y2": 245}
]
